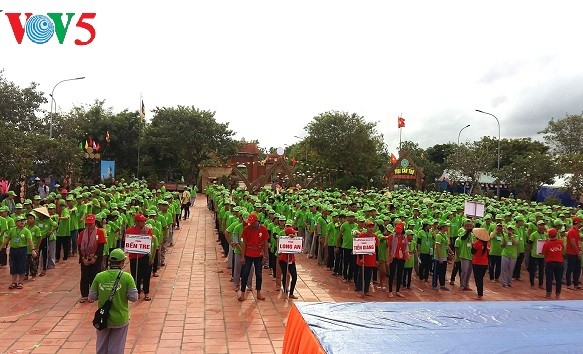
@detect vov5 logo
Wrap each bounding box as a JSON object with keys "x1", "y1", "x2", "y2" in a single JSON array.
[{"x1": 3, "y1": 11, "x2": 96, "y2": 45}]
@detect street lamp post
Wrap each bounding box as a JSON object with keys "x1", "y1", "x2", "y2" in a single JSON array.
[
  {"x1": 49, "y1": 76, "x2": 85, "y2": 138},
  {"x1": 457, "y1": 124, "x2": 470, "y2": 145},
  {"x1": 476, "y1": 109, "x2": 501, "y2": 198},
  {"x1": 294, "y1": 135, "x2": 307, "y2": 164}
]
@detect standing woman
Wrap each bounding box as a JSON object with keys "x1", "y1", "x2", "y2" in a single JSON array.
[
  {"x1": 279, "y1": 225, "x2": 299, "y2": 299},
  {"x1": 471, "y1": 228, "x2": 491, "y2": 300},
  {"x1": 77, "y1": 214, "x2": 106, "y2": 303},
  {"x1": 387, "y1": 221, "x2": 409, "y2": 298}
]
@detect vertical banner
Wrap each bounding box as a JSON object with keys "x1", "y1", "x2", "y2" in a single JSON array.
[{"x1": 100, "y1": 160, "x2": 115, "y2": 180}]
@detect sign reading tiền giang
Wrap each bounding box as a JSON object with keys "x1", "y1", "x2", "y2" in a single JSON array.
[{"x1": 353, "y1": 237, "x2": 376, "y2": 255}]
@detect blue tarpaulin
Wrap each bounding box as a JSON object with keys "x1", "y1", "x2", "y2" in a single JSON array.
[{"x1": 295, "y1": 301, "x2": 583, "y2": 353}]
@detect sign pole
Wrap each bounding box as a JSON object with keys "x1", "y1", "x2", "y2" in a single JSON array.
[{"x1": 286, "y1": 254, "x2": 290, "y2": 300}]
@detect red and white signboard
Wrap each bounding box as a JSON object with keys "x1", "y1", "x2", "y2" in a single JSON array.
[
  {"x1": 353, "y1": 237, "x2": 376, "y2": 255},
  {"x1": 278, "y1": 236, "x2": 303, "y2": 254},
  {"x1": 125, "y1": 234, "x2": 152, "y2": 254}
]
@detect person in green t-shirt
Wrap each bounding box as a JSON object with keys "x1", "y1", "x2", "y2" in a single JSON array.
[
  {"x1": 338, "y1": 214, "x2": 357, "y2": 282},
  {"x1": 455, "y1": 220, "x2": 474, "y2": 291},
  {"x1": 528, "y1": 220, "x2": 547, "y2": 288},
  {"x1": 1, "y1": 215, "x2": 36, "y2": 289},
  {"x1": 500, "y1": 224, "x2": 518, "y2": 287},
  {"x1": 432, "y1": 222, "x2": 450, "y2": 291},
  {"x1": 403, "y1": 230, "x2": 415, "y2": 290},
  {"x1": 25, "y1": 213, "x2": 42, "y2": 280},
  {"x1": 488, "y1": 223, "x2": 504, "y2": 282},
  {"x1": 325, "y1": 213, "x2": 339, "y2": 271},
  {"x1": 89, "y1": 248, "x2": 138, "y2": 354},
  {"x1": 56, "y1": 200, "x2": 71, "y2": 261},
  {"x1": 416, "y1": 221, "x2": 433, "y2": 282}
]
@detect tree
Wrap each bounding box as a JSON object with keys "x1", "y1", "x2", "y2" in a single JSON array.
[
  {"x1": 0, "y1": 70, "x2": 46, "y2": 132},
  {"x1": 494, "y1": 152, "x2": 556, "y2": 199},
  {"x1": 446, "y1": 142, "x2": 496, "y2": 195},
  {"x1": 144, "y1": 106, "x2": 237, "y2": 183},
  {"x1": 539, "y1": 113, "x2": 583, "y2": 155},
  {"x1": 300, "y1": 111, "x2": 388, "y2": 189}
]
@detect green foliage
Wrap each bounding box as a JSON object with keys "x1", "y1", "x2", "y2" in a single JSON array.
[
  {"x1": 539, "y1": 113, "x2": 583, "y2": 155},
  {"x1": 494, "y1": 151, "x2": 555, "y2": 199},
  {"x1": 445, "y1": 142, "x2": 496, "y2": 195},
  {"x1": 299, "y1": 111, "x2": 388, "y2": 189},
  {"x1": 543, "y1": 195, "x2": 563, "y2": 206}
]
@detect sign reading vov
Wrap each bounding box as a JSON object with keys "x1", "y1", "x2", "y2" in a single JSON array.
[{"x1": 125, "y1": 234, "x2": 152, "y2": 254}]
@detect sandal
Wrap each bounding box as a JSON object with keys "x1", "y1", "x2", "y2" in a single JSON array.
[
  {"x1": 288, "y1": 294, "x2": 298, "y2": 299},
  {"x1": 79, "y1": 297, "x2": 87, "y2": 303},
  {"x1": 256, "y1": 295, "x2": 266, "y2": 301},
  {"x1": 16, "y1": 283, "x2": 23, "y2": 289},
  {"x1": 152, "y1": 273, "x2": 159, "y2": 277},
  {"x1": 9, "y1": 283, "x2": 17, "y2": 289},
  {"x1": 144, "y1": 295, "x2": 152, "y2": 301},
  {"x1": 238, "y1": 295, "x2": 245, "y2": 302}
]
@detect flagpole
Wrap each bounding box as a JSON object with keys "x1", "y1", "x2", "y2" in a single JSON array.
[
  {"x1": 399, "y1": 113, "x2": 402, "y2": 153},
  {"x1": 137, "y1": 94, "x2": 142, "y2": 179}
]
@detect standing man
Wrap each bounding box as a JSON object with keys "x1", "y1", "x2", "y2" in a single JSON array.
[
  {"x1": 180, "y1": 188, "x2": 191, "y2": 220},
  {"x1": 238, "y1": 213, "x2": 269, "y2": 301},
  {"x1": 565, "y1": 216, "x2": 582, "y2": 290},
  {"x1": 89, "y1": 248, "x2": 138, "y2": 354},
  {"x1": 126, "y1": 214, "x2": 156, "y2": 301},
  {"x1": 455, "y1": 220, "x2": 474, "y2": 291}
]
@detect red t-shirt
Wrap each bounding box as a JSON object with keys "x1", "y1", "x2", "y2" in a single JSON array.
[
  {"x1": 77, "y1": 228, "x2": 106, "y2": 245},
  {"x1": 472, "y1": 240, "x2": 489, "y2": 266},
  {"x1": 126, "y1": 226, "x2": 154, "y2": 259},
  {"x1": 356, "y1": 232, "x2": 378, "y2": 267},
  {"x1": 566, "y1": 227, "x2": 581, "y2": 255},
  {"x1": 242, "y1": 224, "x2": 269, "y2": 257},
  {"x1": 278, "y1": 252, "x2": 295, "y2": 263},
  {"x1": 542, "y1": 238, "x2": 564, "y2": 263}
]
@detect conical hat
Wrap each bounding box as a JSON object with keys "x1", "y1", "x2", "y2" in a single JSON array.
[
  {"x1": 33, "y1": 206, "x2": 50, "y2": 217},
  {"x1": 473, "y1": 228, "x2": 491, "y2": 242}
]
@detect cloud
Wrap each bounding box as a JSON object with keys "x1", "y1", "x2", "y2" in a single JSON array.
[{"x1": 479, "y1": 61, "x2": 525, "y2": 84}]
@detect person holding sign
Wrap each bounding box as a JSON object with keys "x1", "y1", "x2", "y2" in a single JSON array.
[
  {"x1": 126, "y1": 214, "x2": 156, "y2": 301},
  {"x1": 239, "y1": 213, "x2": 270, "y2": 301},
  {"x1": 77, "y1": 214, "x2": 106, "y2": 303},
  {"x1": 528, "y1": 220, "x2": 547, "y2": 289},
  {"x1": 279, "y1": 226, "x2": 300, "y2": 299},
  {"x1": 355, "y1": 221, "x2": 378, "y2": 296}
]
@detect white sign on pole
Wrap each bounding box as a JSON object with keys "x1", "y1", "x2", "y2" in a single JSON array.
[
  {"x1": 125, "y1": 234, "x2": 152, "y2": 254},
  {"x1": 464, "y1": 201, "x2": 485, "y2": 218},
  {"x1": 353, "y1": 237, "x2": 376, "y2": 255},
  {"x1": 278, "y1": 236, "x2": 303, "y2": 254}
]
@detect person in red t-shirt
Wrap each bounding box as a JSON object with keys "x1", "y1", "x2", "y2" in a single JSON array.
[
  {"x1": 126, "y1": 214, "x2": 155, "y2": 301},
  {"x1": 565, "y1": 216, "x2": 582, "y2": 290},
  {"x1": 239, "y1": 213, "x2": 270, "y2": 301},
  {"x1": 279, "y1": 226, "x2": 299, "y2": 299},
  {"x1": 77, "y1": 214, "x2": 106, "y2": 303},
  {"x1": 387, "y1": 221, "x2": 409, "y2": 298},
  {"x1": 471, "y1": 228, "x2": 490, "y2": 300},
  {"x1": 542, "y1": 228, "x2": 564, "y2": 299},
  {"x1": 355, "y1": 221, "x2": 379, "y2": 296}
]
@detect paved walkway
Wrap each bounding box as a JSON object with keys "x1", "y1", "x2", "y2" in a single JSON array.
[{"x1": 1, "y1": 194, "x2": 582, "y2": 353}]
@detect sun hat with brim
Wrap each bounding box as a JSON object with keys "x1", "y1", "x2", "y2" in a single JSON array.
[
  {"x1": 473, "y1": 228, "x2": 491, "y2": 241},
  {"x1": 33, "y1": 207, "x2": 50, "y2": 217}
]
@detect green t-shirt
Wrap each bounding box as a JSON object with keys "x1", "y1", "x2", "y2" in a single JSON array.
[
  {"x1": 416, "y1": 229, "x2": 433, "y2": 255},
  {"x1": 25, "y1": 225, "x2": 42, "y2": 254},
  {"x1": 76, "y1": 203, "x2": 88, "y2": 230},
  {"x1": 501, "y1": 233, "x2": 518, "y2": 259},
  {"x1": 404, "y1": 239, "x2": 415, "y2": 268},
  {"x1": 91, "y1": 270, "x2": 137, "y2": 327},
  {"x1": 294, "y1": 210, "x2": 306, "y2": 228},
  {"x1": 515, "y1": 226, "x2": 527, "y2": 253},
  {"x1": 56, "y1": 208, "x2": 71, "y2": 237},
  {"x1": 69, "y1": 206, "x2": 79, "y2": 231},
  {"x1": 455, "y1": 233, "x2": 473, "y2": 261},
  {"x1": 326, "y1": 222, "x2": 338, "y2": 246},
  {"x1": 340, "y1": 221, "x2": 356, "y2": 249},
  {"x1": 434, "y1": 232, "x2": 448, "y2": 260},
  {"x1": 6, "y1": 227, "x2": 32, "y2": 249},
  {"x1": 489, "y1": 231, "x2": 504, "y2": 256},
  {"x1": 230, "y1": 221, "x2": 244, "y2": 254},
  {"x1": 530, "y1": 230, "x2": 547, "y2": 259}
]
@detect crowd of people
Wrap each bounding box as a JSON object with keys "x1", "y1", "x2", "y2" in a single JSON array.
[{"x1": 207, "y1": 184, "x2": 582, "y2": 301}]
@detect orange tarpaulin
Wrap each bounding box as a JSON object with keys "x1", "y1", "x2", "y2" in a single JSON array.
[{"x1": 282, "y1": 303, "x2": 325, "y2": 354}]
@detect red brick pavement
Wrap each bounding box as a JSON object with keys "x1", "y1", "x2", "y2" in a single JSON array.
[{"x1": 0, "y1": 194, "x2": 582, "y2": 353}]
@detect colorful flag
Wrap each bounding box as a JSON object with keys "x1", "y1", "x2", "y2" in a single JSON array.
[
  {"x1": 78, "y1": 142, "x2": 83, "y2": 151},
  {"x1": 105, "y1": 131, "x2": 110, "y2": 143},
  {"x1": 85, "y1": 140, "x2": 88, "y2": 150},
  {"x1": 390, "y1": 153, "x2": 398, "y2": 165},
  {"x1": 398, "y1": 116, "x2": 405, "y2": 128},
  {"x1": 140, "y1": 99, "x2": 145, "y2": 121}
]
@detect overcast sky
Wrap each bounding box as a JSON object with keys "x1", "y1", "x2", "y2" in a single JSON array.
[{"x1": 2, "y1": 0, "x2": 583, "y2": 153}]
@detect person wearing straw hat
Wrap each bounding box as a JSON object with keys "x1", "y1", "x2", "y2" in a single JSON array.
[
  {"x1": 471, "y1": 228, "x2": 490, "y2": 300},
  {"x1": 33, "y1": 206, "x2": 57, "y2": 277},
  {"x1": 89, "y1": 248, "x2": 138, "y2": 354}
]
